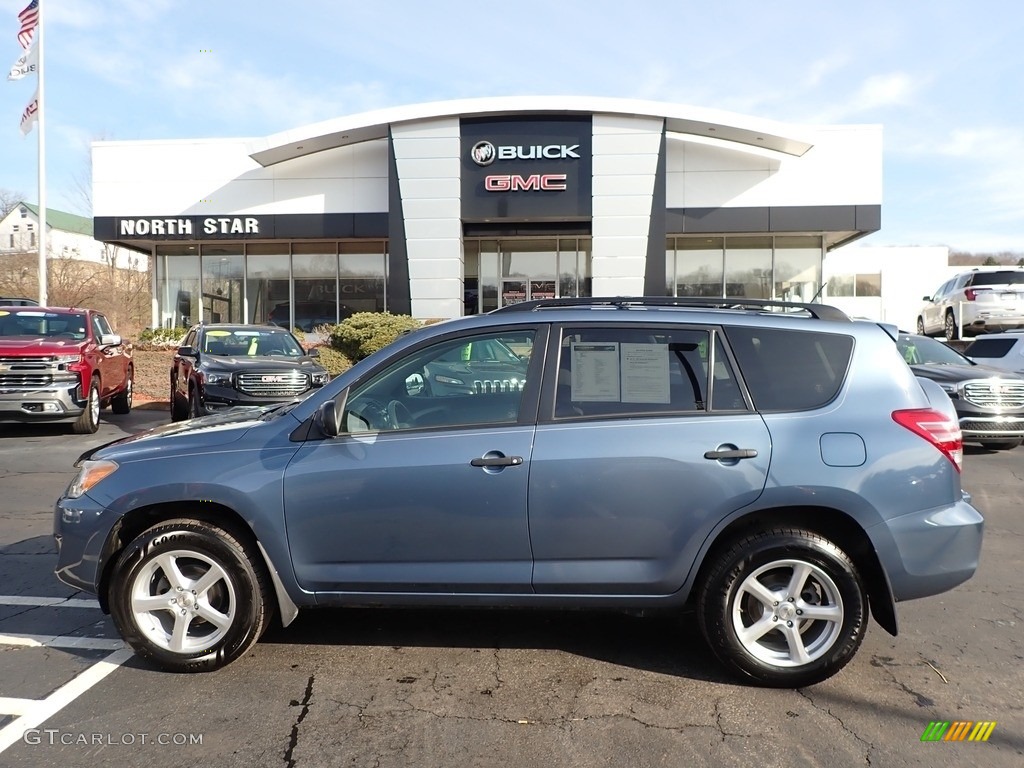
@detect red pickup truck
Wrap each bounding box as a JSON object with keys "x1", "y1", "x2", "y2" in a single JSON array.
[{"x1": 0, "y1": 306, "x2": 134, "y2": 433}]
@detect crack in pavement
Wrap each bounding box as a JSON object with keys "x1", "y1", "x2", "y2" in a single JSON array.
[
  {"x1": 283, "y1": 674, "x2": 314, "y2": 768},
  {"x1": 797, "y1": 688, "x2": 874, "y2": 765}
]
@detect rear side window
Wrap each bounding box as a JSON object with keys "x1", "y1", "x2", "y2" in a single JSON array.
[
  {"x1": 554, "y1": 326, "x2": 746, "y2": 418},
  {"x1": 966, "y1": 338, "x2": 1017, "y2": 358},
  {"x1": 725, "y1": 327, "x2": 854, "y2": 411},
  {"x1": 968, "y1": 271, "x2": 1024, "y2": 286}
]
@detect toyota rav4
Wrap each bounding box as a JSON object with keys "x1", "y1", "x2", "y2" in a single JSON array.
[{"x1": 54, "y1": 298, "x2": 982, "y2": 687}]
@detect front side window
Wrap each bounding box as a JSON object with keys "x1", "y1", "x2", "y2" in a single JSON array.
[
  {"x1": 344, "y1": 330, "x2": 536, "y2": 432},
  {"x1": 554, "y1": 326, "x2": 745, "y2": 419}
]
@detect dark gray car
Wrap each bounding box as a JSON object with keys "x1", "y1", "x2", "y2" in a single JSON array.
[{"x1": 54, "y1": 298, "x2": 983, "y2": 687}]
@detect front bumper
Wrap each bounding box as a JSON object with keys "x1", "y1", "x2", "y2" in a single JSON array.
[
  {"x1": 0, "y1": 380, "x2": 86, "y2": 422},
  {"x1": 871, "y1": 494, "x2": 984, "y2": 602},
  {"x1": 53, "y1": 491, "x2": 116, "y2": 595},
  {"x1": 958, "y1": 415, "x2": 1024, "y2": 440}
]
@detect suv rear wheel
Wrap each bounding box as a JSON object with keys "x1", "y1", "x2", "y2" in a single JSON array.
[
  {"x1": 108, "y1": 519, "x2": 273, "y2": 672},
  {"x1": 698, "y1": 528, "x2": 866, "y2": 687},
  {"x1": 945, "y1": 311, "x2": 959, "y2": 341}
]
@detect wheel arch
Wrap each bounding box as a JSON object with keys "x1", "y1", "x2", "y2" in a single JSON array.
[
  {"x1": 692, "y1": 505, "x2": 898, "y2": 636},
  {"x1": 96, "y1": 501, "x2": 298, "y2": 627}
]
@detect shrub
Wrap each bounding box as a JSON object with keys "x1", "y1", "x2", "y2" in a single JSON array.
[
  {"x1": 328, "y1": 312, "x2": 422, "y2": 361},
  {"x1": 135, "y1": 327, "x2": 188, "y2": 350},
  {"x1": 314, "y1": 346, "x2": 354, "y2": 378}
]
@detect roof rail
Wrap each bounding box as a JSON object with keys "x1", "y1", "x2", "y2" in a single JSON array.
[{"x1": 490, "y1": 296, "x2": 850, "y2": 322}]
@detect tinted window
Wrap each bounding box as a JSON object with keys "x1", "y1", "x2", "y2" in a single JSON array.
[
  {"x1": 965, "y1": 338, "x2": 1017, "y2": 358},
  {"x1": 968, "y1": 271, "x2": 1024, "y2": 286},
  {"x1": 725, "y1": 327, "x2": 853, "y2": 411},
  {"x1": 201, "y1": 329, "x2": 304, "y2": 357},
  {"x1": 554, "y1": 327, "x2": 743, "y2": 418}
]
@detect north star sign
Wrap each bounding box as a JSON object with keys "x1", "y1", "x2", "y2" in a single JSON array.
[{"x1": 117, "y1": 217, "x2": 262, "y2": 237}]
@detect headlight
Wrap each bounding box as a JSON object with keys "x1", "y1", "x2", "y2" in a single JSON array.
[
  {"x1": 312, "y1": 372, "x2": 329, "y2": 385},
  {"x1": 205, "y1": 371, "x2": 233, "y2": 386},
  {"x1": 434, "y1": 374, "x2": 465, "y2": 385},
  {"x1": 67, "y1": 460, "x2": 118, "y2": 499},
  {"x1": 53, "y1": 353, "x2": 82, "y2": 364},
  {"x1": 938, "y1": 383, "x2": 958, "y2": 394}
]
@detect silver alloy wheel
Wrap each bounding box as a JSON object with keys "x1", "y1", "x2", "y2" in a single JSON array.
[
  {"x1": 129, "y1": 549, "x2": 237, "y2": 654},
  {"x1": 731, "y1": 558, "x2": 844, "y2": 668},
  {"x1": 88, "y1": 383, "x2": 100, "y2": 424},
  {"x1": 124, "y1": 378, "x2": 132, "y2": 407}
]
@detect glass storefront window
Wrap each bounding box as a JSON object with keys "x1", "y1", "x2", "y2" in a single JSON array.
[
  {"x1": 724, "y1": 236, "x2": 773, "y2": 298},
  {"x1": 339, "y1": 242, "x2": 387, "y2": 314},
  {"x1": 201, "y1": 246, "x2": 244, "y2": 324},
  {"x1": 674, "y1": 237, "x2": 725, "y2": 297},
  {"x1": 773, "y1": 236, "x2": 822, "y2": 303},
  {"x1": 246, "y1": 244, "x2": 290, "y2": 327},
  {"x1": 478, "y1": 240, "x2": 499, "y2": 314},
  {"x1": 156, "y1": 245, "x2": 200, "y2": 329},
  {"x1": 293, "y1": 243, "x2": 340, "y2": 332}
]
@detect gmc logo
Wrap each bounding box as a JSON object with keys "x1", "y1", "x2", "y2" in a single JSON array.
[
  {"x1": 484, "y1": 174, "x2": 567, "y2": 192},
  {"x1": 261, "y1": 375, "x2": 287, "y2": 383}
]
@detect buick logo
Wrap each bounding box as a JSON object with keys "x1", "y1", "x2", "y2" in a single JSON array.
[{"x1": 470, "y1": 141, "x2": 496, "y2": 166}]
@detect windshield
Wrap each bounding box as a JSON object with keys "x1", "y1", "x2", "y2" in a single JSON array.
[
  {"x1": 897, "y1": 333, "x2": 973, "y2": 366},
  {"x1": 201, "y1": 329, "x2": 304, "y2": 357},
  {"x1": 0, "y1": 310, "x2": 88, "y2": 340}
]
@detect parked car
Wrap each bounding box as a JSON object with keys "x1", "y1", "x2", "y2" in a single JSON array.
[
  {"x1": 917, "y1": 268, "x2": 1024, "y2": 340},
  {"x1": 0, "y1": 296, "x2": 40, "y2": 306},
  {"x1": 963, "y1": 332, "x2": 1024, "y2": 376},
  {"x1": 897, "y1": 331, "x2": 1024, "y2": 449},
  {"x1": 267, "y1": 301, "x2": 354, "y2": 333},
  {"x1": 169, "y1": 324, "x2": 329, "y2": 420},
  {"x1": 0, "y1": 306, "x2": 133, "y2": 433},
  {"x1": 55, "y1": 298, "x2": 983, "y2": 687}
]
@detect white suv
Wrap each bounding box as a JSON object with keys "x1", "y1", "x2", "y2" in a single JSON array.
[
  {"x1": 964, "y1": 332, "x2": 1024, "y2": 375},
  {"x1": 918, "y1": 268, "x2": 1024, "y2": 340}
]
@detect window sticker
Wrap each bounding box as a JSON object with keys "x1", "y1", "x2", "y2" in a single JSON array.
[
  {"x1": 620, "y1": 343, "x2": 670, "y2": 403},
  {"x1": 570, "y1": 342, "x2": 620, "y2": 401}
]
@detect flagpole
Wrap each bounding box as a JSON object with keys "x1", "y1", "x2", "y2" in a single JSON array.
[{"x1": 36, "y1": 0, "x2": 46, "y2": 305}]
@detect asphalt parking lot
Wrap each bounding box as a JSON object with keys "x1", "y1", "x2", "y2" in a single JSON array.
[{"x1": 0, "y1": 407, "x2": 1022, "y2": 767}]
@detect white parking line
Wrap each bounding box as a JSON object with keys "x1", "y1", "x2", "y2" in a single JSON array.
[
  {"x1": 0, "y1": 647, "x2": 135, "y2": 753},
  {"x1": 0, "y1": 633, "x2": 125, "y2": 651},
  {"x1": 0, "y1": 697, "x2": 35, "y2": 716},
  {"x1": 0, "y1": 596, "x2": 100, "y2": 609}
]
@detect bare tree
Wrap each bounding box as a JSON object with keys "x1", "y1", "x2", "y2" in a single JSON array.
[{"x1": 0, "y1": 188, "x2": 27, "y2": 218}]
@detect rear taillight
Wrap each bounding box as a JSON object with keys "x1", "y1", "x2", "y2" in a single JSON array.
[
  {"x1": 892, "y1": 408, "x2": 963, "y2": 472},
  {"x1": 964, "y1": 288, "x2": 977, "y2": 301}
]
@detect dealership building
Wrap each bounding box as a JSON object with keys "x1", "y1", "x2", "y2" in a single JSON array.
[{"x1": 91, "y1": 97, "x2": 882, "y2": 329}]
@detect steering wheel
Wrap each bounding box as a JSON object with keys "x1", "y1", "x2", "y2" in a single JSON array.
[
  {"x1": 387, "y1": 399, "x2": 414, "y2": 429},
  {"x1": 348, "y1": 397, "x2": 388, "y2": 430}
]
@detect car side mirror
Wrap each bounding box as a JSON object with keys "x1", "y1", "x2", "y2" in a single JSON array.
[
  {"x1": 307, "y1": 347, "x2": 320, "y2": 358},
  {"x1": 405, "y1": 372, "x2": 425, "y2": 396},
  {"x1": 176, "y1": 345, "x2": 198, "y2": 358},
  {"x1": 99, "y1": 333, "x2": 122, "y2": 347},
  {"x1": 314, "y1": 389, "x2": 348, "y2": 438}
]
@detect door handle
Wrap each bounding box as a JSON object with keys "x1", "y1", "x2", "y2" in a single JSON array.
[
  {"x1": 703, "y1": 448, "x2": 758, "y2": 460},
  {"x1": 470, "y1": 455, "x2": 524, "y2": 468}
]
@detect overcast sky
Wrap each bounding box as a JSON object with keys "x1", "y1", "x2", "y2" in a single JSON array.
[{"x1": 2, "y1": 0, "x2": 1022, "y2": 252}]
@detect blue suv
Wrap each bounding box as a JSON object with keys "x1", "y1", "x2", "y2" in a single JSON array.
[{"x1": 53, "y1": 298, "x2": 983, "y2": 687}]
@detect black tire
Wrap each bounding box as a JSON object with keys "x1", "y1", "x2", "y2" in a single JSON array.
[
  {"x1": 170, "y1": 380, "x2": 188, "y2": 422},
  {"x1": 189, "y1": 387, "x2": 204, "y2": 419},
  {"x1": 944, "y1": 311, "x2": 959, "y2": 341},
  {"x1": 108, "y1": 518, "x2": 273, "y2": 672},
  {"x1": 697, "y1": 528, "x2": 866, "y2": 687},
  {"x1": 71, "y1": 376, "x2": 101, "y2": 434},
  {"x1": 979, "y1": 439, "x2": 1022, "y2": 450},
  {"x1": 111, "y1": 369, "x2": 133, "y2": 414},
  {"x1": 916, "y1": 317, "x2": 926, "y2": 336}
]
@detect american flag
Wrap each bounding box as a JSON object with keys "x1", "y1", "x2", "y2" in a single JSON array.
[{"x1": 17, "y1": 0, "x2": 39, "y2": 50}]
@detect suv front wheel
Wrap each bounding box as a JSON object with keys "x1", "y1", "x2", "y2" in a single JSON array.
[
  {"x1": 698, "y1": 528, "x2": 866, "y2": 687},
  {"x1": 108, "y1": 519, "x2": 273, "y2": 672}
]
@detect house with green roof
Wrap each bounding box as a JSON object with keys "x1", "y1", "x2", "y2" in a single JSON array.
[{"x1": 0, "y1": 202, "x2": 144, "y2": 271}]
